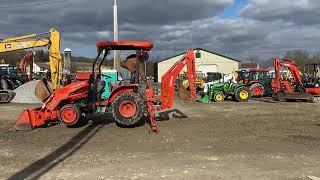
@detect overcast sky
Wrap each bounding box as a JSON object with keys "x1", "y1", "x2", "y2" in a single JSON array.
[{"x1": 1, "y1": 0, "x2": 320, "y2": 61}]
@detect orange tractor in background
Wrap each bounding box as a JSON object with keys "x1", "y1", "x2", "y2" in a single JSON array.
[
  {"x1": 16, "y1": 41, "x2": 197, "y2": 132},
  {"x1": 237, "y1": 68, "x2": 272, "y2": 97}
]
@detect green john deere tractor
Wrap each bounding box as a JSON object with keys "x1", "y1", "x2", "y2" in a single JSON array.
[{"x1": 197, "y1": 82, "x2": 251, "y2": 103}]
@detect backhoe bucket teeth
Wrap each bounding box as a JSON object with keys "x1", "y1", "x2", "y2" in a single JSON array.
[
  {"x1": 15, "y1": 109, "x2": 38, "y2": 131},
  {"x1": 197, "y1": 94, "x2": 210, "y2": 103}
]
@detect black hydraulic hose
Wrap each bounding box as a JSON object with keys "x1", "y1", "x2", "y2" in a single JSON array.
[{"x1": 91, "y1": 51, "x2": 102, "y2": 77}]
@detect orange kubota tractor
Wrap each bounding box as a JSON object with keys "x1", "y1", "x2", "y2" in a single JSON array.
[
  {"x1": 271, "y1": 57, "x2": 320, "y2": 102},
  {"x1": 16, "y1": 41, "x2": 196, "y2": 132}
]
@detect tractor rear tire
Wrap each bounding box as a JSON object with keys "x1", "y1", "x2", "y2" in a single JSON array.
[
  {"x1": 213, "y1": 92, "x2": 225, "y2": 102},
  {"x1": 58, "y1": 104, "x2": 82, "y2": 127},
  {"x1": 234, "y1": 86, "x2": 251, "y2": 102},
  {"x1": 0, "y1": 78, "x2": 9, "y2": 90},
  {"x1": 112, "y1": 92, "x2": 145, "y2": 126},
  {"x1": 250, "y1": 83, "x2": 265, "y2": 98}
]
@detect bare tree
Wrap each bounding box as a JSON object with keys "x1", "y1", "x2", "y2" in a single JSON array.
[{"x1": 283, "y1": 49, "x2": 310, "y2": 67}]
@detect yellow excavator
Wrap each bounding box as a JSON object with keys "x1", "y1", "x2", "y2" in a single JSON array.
[
  {"x1": 0, "y1": 28, "x2": 62, "y2": 89},
  {"x1": 0, "y1": 28, "x2": 63, "y2": 103}
]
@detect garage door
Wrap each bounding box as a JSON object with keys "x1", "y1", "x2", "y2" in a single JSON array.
[{"x1": 198, "y1": 64, "x2": 218, "y2": 74}]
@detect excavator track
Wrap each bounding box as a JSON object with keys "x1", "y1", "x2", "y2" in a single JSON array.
[{"x1": 0, "y1": 90, "x2": 15, "y2": 103}]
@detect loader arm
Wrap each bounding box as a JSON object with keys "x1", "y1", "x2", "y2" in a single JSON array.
[
  {"x1": 0, "y1": 28, "x2": 63, "y2": 90},
  {"x1": 160, "y1": 49, "x2": 196, "y2": 109}
]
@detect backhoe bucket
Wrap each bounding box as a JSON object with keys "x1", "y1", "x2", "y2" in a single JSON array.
[
  {"x1": 35, "y1": 79, "x2": 52, "y2": 102},
  {"x1": 178, "y1": 86, "x2": 190, "y2": 100},
  {"x1": 15, "y1": 109, "x2": 39, "y2": 131},
  {"x1": 197, "y1": 94, "x2": 210, "y2": 103}
]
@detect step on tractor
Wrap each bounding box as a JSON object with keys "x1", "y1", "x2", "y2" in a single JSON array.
[
  {"x1": 271, "y1": 58, "x2": 320, "y2": 102},
  {"x1": 237, "y1": 68, "x2": 272, "y2": 97},
  {"x1": 15, "y1": 41, "x2": 197, "y2": 132},
  {"x1": 197, "y1": 81, "x2": 251, "y2": 103}
]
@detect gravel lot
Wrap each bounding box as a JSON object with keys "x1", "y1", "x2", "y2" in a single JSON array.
[{"x1": 0, "y1": 98, "x2": 320, "y2": 180}]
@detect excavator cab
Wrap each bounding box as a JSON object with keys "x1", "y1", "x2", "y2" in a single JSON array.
[{"x1": 303, "y1": 63, "x2": 320, "y2": 88}]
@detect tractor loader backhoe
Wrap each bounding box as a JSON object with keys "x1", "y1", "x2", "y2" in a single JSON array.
[
  {"x1": 0, "y1": 28, "x2": 62, "y2": 103},
  {"x1": 15, "y1": 42, "x2": 196, "y2": 132}
]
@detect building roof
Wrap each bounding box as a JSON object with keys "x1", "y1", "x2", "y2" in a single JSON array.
[
  {"x1": 240, "y1": 63, "x2": 259, "y2": 69},
  {"x1": 156, "y1": 48, "x2": 241, "y2": 64}
]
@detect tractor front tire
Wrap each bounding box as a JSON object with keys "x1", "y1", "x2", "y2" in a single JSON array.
[
  {"x1": 58, "y1": 104, "x2": 82, "y2": 127},
  {"x1": 112, "y1": 93, "x2": 145, "y2": 126},
  {"x1": 213, "y1": 92, "x2": 225, "y2": 102},
  {"x1": 250, "y1": 83, "x2": 265, "y2": 98},
  {"x1": 235, "y1": 86, "x2": 251, "y2": 102}
]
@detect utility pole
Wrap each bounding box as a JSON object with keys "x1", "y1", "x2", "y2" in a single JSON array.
[{"x1": 113, "y1": 0, "x2": 120, "y2": 70}]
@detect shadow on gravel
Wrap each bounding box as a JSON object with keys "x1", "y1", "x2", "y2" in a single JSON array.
[
  {"x1": 157, "y1": 109, "x2": 188, "y2": 121},
  {"x1": 251, "y1": 97, "x2": 276, "y2": 103},
  {"x1": 7, "y1": 115, "x2": 112, "y2": 180}
]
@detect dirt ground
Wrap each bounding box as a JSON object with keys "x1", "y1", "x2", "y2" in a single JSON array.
[{"x1": 0, "y1": 98, "x2": 320, "y2": 180}]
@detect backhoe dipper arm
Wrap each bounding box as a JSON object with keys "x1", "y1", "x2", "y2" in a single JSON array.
[{"x1": 160, "y1": 49, "x2": 196, "y2": 109}]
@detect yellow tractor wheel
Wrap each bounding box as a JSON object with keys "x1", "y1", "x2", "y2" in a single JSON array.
[
  {"x1": 213, "y1": 92, "x2": 225, "y2": 102},
  {"x1": 235, "y1": 87, "x2": 251, "y2": 102}
]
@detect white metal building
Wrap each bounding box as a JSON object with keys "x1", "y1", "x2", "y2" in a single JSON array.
[{"x1": 154, "y1": 48, "x2": 240, "y2": 82}]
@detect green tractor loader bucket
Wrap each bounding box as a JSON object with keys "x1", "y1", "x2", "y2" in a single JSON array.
[{"x1": 197, "y1": 94, "x2": 210, "y2": 103}]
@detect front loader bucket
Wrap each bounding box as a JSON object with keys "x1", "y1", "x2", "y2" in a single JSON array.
[
  {"x1": 15, "y1": 109, "x2": 38, "y2": 131},
  {"x1": 197, "y1": 94, "x2": 210, "y2": 103}
]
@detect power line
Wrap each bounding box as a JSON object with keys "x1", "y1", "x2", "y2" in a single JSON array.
[{"x1": 0, "y1": 0, "x2": 67, "y2": 9}]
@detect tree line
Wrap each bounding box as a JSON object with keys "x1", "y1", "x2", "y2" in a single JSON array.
[
  {"x1": 248, "y1": 49, "x2": 320, "y2": 68},
  {"x1": 0, "y1": 50, "x2": 157, "y2": 75}
]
